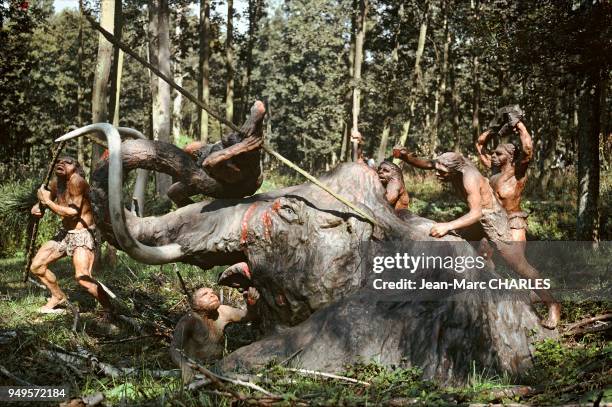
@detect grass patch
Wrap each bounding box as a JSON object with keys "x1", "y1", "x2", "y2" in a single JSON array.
[{"x1": 1, "y1": 252, "x2": 609, "y2": 405}]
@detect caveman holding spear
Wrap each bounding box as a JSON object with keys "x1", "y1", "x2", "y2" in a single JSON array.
[{"x1": 28, "y1": 156, "x2": 111, "y2": 314}]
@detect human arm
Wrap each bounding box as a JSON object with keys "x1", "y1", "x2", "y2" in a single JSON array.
[
  {"x1": 392, "y1": 146, "x2": 435, "y2": 170},
  {"x1": 384, "y1": 181, "x2": 402, "y2": 207},
  {"x1": 223, "y1": 287, "x2": 260, "y2": 323},
  {"x1": 31, "y1": 181, "x2": 58, "y2": 217},
  {"x1": 475, "y1": 129, "x2": 493, "y2": 169},
  {"x1": 430, "y1": 173, "x2": 483, "y2": 237},
  {"x1": 37, "y1": 176, "x2": 87, "y2": 218},
  {"x1": 515, "y1": 122, "x2": 533, "y2": 178}
]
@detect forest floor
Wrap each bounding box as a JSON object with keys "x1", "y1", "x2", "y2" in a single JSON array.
[{"x1": 0, "y1": 172, "x2": 610, "y2": 406}]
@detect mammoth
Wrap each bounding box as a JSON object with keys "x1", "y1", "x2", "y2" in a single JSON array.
[{"x1": 57, "y1": 101, "x2": 554, "y2": 384}]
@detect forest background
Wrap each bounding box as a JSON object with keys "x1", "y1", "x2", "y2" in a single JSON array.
[
  {"x1": 1, "y1": 0, "x2": 610, "y2": 251},
  {"x1": 0, "y1": 1, "x2": 610, "y2": 404}
]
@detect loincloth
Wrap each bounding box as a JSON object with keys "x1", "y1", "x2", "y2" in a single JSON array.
[
  {"x1": 52, "y1": 228, "x2": 98, "y2": 257},
  {"x1": 507, "y1": 211, "x2": 528, "y2": 230},
  {"x1": 480, "y1": 208, "x2": 512, "y2": 247}
]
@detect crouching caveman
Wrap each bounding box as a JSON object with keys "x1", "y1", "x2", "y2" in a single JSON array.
[
  {"x1": 30, "y1": 157, "x2": 111, "y2": 314},
  {"x1": 392, "y1": 147, "x2": 561, "y2": 329},
  {"x1": 170, "y1": 286, "x2": 260, "y2": 382},
  {"x1": 377, "y1": 161, "x2": 410, "y2": 211}
]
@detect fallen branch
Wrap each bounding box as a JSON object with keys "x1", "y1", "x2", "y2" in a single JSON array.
[
  {"x1": 27, "y1": 278, "x2": 46, "y2": 289},
  {"x1": 179, "y1": 350, "x2": 281, "y2": 399},
  {"x1": 39, "y1": 347, "x2": 180, "y2": 379},
  {"x1": 286, "y1": 368, "x2": 371, "y2": 386},
  {"x1": 483, "y1": 385, "x2": 535, "y2": 402},
  {"x1": 564, "y1": 313, "x2": 612, "y2": 333},
  {"x1": 0, "y1": 364, "x2": 32, "y2": 386},
  {"x1": 186, "y1": 378, "x2": 213, "y2": 391},
  {"x1": 287, "y1": 368, "x2": 371, "y2": 387},
  {"x1": 98, "y1": 335, "x2": 155, "y2": 344},
  {"x1": 563, "y1": 323, "x2": 611, "y2": 337}
]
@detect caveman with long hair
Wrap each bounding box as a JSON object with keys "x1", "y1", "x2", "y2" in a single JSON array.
[
  {"x1": 30, "y1": 156, "x2": 111, "y2": 313},
  {"x1": 476, "y1": 105, "x2": 532, "y2": 242},
  {"x1": 393, "y1": 147, "x2": 561, "y2": 329}
]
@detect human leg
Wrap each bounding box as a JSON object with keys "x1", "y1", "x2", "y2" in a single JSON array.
[
  {"x1": 72, "y1": 246, "x2": 112, "y2": 311},
  {"x1": 497, "y1": 242, "x2": 560, "y2": 329},
  {"x1": 30, "y1": 240, "x2": 68, "y2": 311}
]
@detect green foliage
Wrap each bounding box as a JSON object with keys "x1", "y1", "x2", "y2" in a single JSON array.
[
  {"x1": 0, "y1": 177, "x2": 60, "y2": 256},
  {"x1": 251, "y1": 0, "x2": 350, "y2": 171}
]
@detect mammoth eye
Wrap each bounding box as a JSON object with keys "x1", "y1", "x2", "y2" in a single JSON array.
[{"x1": 277, "y1": 201, "x2": 301, "y2": 223}]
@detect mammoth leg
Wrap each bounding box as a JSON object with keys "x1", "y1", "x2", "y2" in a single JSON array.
[
  {"x1": 202, "y1": 101, "x2": 266, "y2": 181},
  {"x1": 167, "y1": 182, "x2": 198, "y2": 208}
]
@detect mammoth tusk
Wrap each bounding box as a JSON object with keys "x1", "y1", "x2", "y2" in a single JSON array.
[
  {"x1": 117, "y1": 127, "x2": 149, "y2": 217},
  {"x1": 56, "y1": 123, "x2": 184, "y2": 264}
]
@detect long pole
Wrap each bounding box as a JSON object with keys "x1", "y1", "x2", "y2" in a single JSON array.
[{"x1": 24, "y1": 142, "x2": 67, "y2": 282}]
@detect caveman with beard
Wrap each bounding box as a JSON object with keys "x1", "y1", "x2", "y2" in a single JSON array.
[
  {"x1": 392, "y1": 147, "x2": 561, "y2": 329},
  {"x1": 377, "y1": 161, "x2": 410, "y2": 211},
  {"x1": 476, "y1": 105, "x2": 532, "y2": 242},
  {"x1": 30, "y1": 156, "x2": 111, "y2": 314}
]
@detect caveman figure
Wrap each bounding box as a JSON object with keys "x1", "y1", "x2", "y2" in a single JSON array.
[
  {"x1": 476, "y1": 105, "x2": 532, "y2": 241},
  {"x1": 170, "y1": 286, "x2": 260, "y2": 382},
  {"x1": 30, "y1": 156, "x2": 111, "y2": 313},
  {"x1": 393, "y1": 147, "x2": 561, "y2": 329},
  {"x1": 377, "y1": 161, "x2": 410, "y2": 211}
]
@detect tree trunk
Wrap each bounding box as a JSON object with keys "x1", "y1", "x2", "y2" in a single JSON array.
[
  {"x1": 225, "y1": 0, "x2": 234, "y2": 125},
  {"x1": 242, "y1": 0, "x2": 264, "y2": 117},
  {"x1": 377, "y1": 118, "x2": 391, "y2": 162},
  {"x1": 431, "y1": 0, "x2": 450, "y2": 155},
  {"x1": 172, "y1": 4, "x2": 187, "y2": 142},
  {"x1": 471, "y1": 55, "x2": 480, "y2": 143},
  {"x1": 395, "y1": 0, "x2": 429, "y2": 152},
  {"x1": 108, "y1": 0, "x2": 123, "y2": 127},
  {"x1": 148, "y1": 0, "x2": 173, "y2": 198},
  {"x1": 377, "y1": 4, "x2": 403, "y2": 163},
  {"x1": 576, "y1": 74, "x2": 601, "y2": 241},
  {"x1": 450, "y1": 47, "x2": 460, "y2": 151},
  {"x1": 351, "y1": 0, "x2": 368, "y2": 161},
  {"x1": 470, "y1": 0, "x2": 480, "y2": 144},
  {"x1": 76, "y1": 6, "x2": 85, "y2": 167},
  {"x1": 198, "y1": 0, "x2": 211, "y2": 143},
  {"x1": 90, "y1": 0, "x2": 115, "y2": 176}
]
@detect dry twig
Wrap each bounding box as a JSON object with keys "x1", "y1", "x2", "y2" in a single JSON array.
[
  {"x1": 0, "y1": 364, "x2": 32, "y2": 386},
  {"x1": 286, "y1": 367, "x2": 371, "y2": 386}
]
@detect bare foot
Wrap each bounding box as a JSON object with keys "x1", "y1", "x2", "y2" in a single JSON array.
[
  {"x1": 540, "y1": 303, "x2": 561, "y2": 329},
  {"x1": 38, "y1": 296, "x2": 67, "y2": 314}
]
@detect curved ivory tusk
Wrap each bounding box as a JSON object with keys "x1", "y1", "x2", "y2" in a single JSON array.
[
  {"x1": 117, "y1": 127, "x2": 149, "y2": 217},
  {"x1": 56, "y1": 123, "x2": 184, "y2": 264}
]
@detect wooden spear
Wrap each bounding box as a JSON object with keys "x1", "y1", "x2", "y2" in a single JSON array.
[{"x1": 23, "y1": 141, "x2": 67, "y2": 282}]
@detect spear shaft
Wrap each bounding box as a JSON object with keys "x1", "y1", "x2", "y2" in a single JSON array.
[{"x1": 24, "y1": 142, "x2": 67, "y2": 282}]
